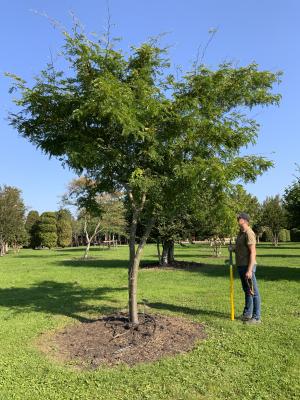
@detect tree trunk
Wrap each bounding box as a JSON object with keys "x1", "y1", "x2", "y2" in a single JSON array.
[
  {"x1": 168, "y1": 240, "x2": 175, "y2": 263},
  {"x1": 83, "y1": 240, "x2": 91, "y2": 259},
  {"x1": 0, "y1": 242, "x2": 5, "y2": 256},
  {"x1": 273, "y1": 233, "x2": 279, "y2": 247},
  {"x1": 128, "y1": 203, "x2": 155, "y2": 326},
  {"x1": 156, "y1": 238, "x2": 161, "y2": 263},
  {"x1": 161, "y1": 240, "x2": 175, "y2": 266},
  {"x1": 161, "y1": 241, "x2": 170, "y2": 266}
]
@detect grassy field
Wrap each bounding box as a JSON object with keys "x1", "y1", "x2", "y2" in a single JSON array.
[{"x1": 0, "y1": 242, "x2": 299, "y2": 400}]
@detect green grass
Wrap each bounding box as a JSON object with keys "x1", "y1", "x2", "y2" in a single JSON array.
[{"x1": 0, "y1": 242, "x2": 299, "y2": 400}]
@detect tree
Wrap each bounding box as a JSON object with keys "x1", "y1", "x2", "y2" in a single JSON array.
[
  {"x1": 25, "y1": 210, "x2": 40, "y2": 248},
  {"x1": 38, "y1": 212, "x2": 58, "y2": 249},
  {"x1": 229, "y1": 185, "x2": 263, "y2": 241},
  {"x1": 56, "y1": 209, "x2": 73, "y2": 247},
  {"x1": 283, "y1": 168, "x2": 300, "y2": 229},
  {"x1": 63, "y1": 177, "x2": 127, "y2": 258},
  {"x1": 261, "y1": 195, "x2": 286, "y2": 246},
  {"x1": 0, "y1": 185, "x2": 27, "y2": 255},
  {"x1": 7, "y1": 26, "x2": 281, "y2": 324}
]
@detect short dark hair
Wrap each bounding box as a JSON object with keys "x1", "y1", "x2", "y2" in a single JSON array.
[{"x1": 237, "y1": 212, "x2": 250, "y2": 222}]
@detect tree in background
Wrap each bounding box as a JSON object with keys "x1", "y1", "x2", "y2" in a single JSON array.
[
  {"x1": 228, "y1": 184, "x2": 265, "y2": 242},
  {"x1": 56, "y1": 209, "x2": 73, "y2": 247},
  {"x1": 38, "y1": 212, "x2": 58, "y2": 249},
  {"x1": 63, "y1": 177, "x2": 127, "y2": 258},
  {"x1": 0, "y1": 185, "x2": 27, "y2": 255},
  {"x1": 261, "y1": 195, "x2": 286, "y2": 246},
  {"x1": 7, "y1": 25, "x2": 281, "y2": 324},
  {"x1": 283, "y1": 166, "x2": 300, "y2": 230},
  {"x1": 25, "y1": 210, "x2": 40, "y2": 248}
]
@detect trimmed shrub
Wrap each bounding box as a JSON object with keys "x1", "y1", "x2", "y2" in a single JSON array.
[
  {"x1": 38, "y1": 212, "x2": 57, "y2": 248},
  {"x1": 291, "y1": 228, "x2": 300, "y2": 242}
]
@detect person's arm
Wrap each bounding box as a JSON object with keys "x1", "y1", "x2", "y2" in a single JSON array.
[{"x1": 245, "y1": 244, "x2": 256, "y2": 279}]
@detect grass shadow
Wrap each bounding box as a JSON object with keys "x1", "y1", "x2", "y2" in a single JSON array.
[
  {"x1": 148, "y1": 302, "x2": 229, "y2": 319},
  {"x1": 181, "y1": 263, "x2": 300, "y2": 281},
  {"x1": 0, "y1": 281, "x2": 127, "y2": 322},
  {"x1": 53, "y1": 259, "x2": 128, "y2": 269}
]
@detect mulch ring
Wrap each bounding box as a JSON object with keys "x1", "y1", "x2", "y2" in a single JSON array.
[
  {"x1": 37, "y1": 313, "x2": 206, "y2": 370},
  {"x1": 141, "y1": 260, "x2": 206, "y2": 270}
]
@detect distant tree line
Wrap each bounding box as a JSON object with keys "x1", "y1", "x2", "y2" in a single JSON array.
[
  {"x1": 1, "y1": 169, "x2": 300, "y2": 258},
  {"x1": 0, "y1": 184, "x2": 128, "y2": 257}
]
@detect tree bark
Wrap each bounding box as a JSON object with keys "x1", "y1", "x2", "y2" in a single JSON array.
[
  {"x1": 83, "y1": 217, "x2": 102, "y2": 259},
  {"x1": 156, "y1": 238, "x2": 161, "y2": 263},
  {"x1": 127, "y1": 191, "x2": 154, "y2": 325},
  {"x1": 168, "y1": 240, "x2": 175, "y2": 263},
  {"x1": 161, "y1": 240, "x2": 175, "y2": 266},
  {"x1": 161, "y1": 241, "x2": 170, "y2": 266}
]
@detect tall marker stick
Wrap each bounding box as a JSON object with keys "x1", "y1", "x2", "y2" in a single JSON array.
[{"x1": 229, "y1": 240, "x2": 235, "y2": 321}]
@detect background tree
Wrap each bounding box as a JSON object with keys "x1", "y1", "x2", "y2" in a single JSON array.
[
  {"x1": 63, "y1": 177, "x2": 127, "y2": 258},
  {"x1": 25, "y1": 210, "x2": 40, "y2": 248},
  {"x1": 261, "y1": 195, "x2": 286, "y2": 246},
  {"x1": 283, "y1": 167, "x2": 300, "y2": 229},
  {"x1": 56, "y1": 209, "x2": 73, "y2": 247},
  {"x1": 7, "y1": 25, "x2": 281, "y2": 324},
  {"x1": 229, "y1": 185, "x2": 263, "y2": 241},
  {"x1": 38, "y1": 212, "x2": 58, "y2": 249},
  {"x1": 0, "y1": 185, "x2": 27, "y2": 255}
]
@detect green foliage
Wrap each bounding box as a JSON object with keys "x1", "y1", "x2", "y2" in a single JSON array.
[
  {"x1": 261, "y1": 195, "x2": 286, "y2": 245},
  {"x1": 7, "y1": 26, "x2": 281, "y2": 213},
  {"x1": 56, "y1": 209, "x2": 72, "y2": 247},
  {"x1": 25, "y1": 210, "x2": 40, "y2": 248},
  {"x1": 278, "y1": 229, "x2": 291, "y2": 242},
  {"x1": 283, "y1": 169, "x2": 300, "y2": 229},
  {"x1": 0, "y1": 185, "x2": 27, "y2": 250},
  {"x1": 261, "y1": 227, "x2": 273, "y2": 242},
  {"x1": 38, "y1": 212, "x2": 58, "y2": 248}
]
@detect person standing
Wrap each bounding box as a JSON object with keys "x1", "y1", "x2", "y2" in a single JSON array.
[{"x1": 231, "y1": 212, "x2": 261, "y2": 324}]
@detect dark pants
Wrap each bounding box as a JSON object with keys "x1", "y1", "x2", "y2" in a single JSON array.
[{"x1": 237, "y1": 264, "x2": 261, "y2": 320}]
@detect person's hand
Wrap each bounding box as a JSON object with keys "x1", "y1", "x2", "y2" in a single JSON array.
[{"x1": 245, "y1": 269, "x2": 253, "y2": 279}]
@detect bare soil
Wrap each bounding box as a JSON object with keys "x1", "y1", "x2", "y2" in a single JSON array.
[{"x1": 37, "y1": 312, "x2": 206, "y2": 370}]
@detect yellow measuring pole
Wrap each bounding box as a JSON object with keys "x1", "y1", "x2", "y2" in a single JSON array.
[
  {"x1": 230, "y1": 263, "x2": 235, "y2": 320},
  {"x1": 229, "y1": 241, "x2": 235, "y2": 321}
]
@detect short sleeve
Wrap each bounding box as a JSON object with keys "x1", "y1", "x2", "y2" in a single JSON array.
[{"x1": 247, "y1": 230, "x2": 256, "y2": 245}]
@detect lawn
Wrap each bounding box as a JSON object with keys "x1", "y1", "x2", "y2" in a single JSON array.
[{"x1": 0, "y1": 242, "x2": 299, "y2": 400}]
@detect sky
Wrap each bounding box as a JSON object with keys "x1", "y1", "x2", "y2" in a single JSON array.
[{"x1": 1, "y1": 0, "x2": 299, "y2": 214}]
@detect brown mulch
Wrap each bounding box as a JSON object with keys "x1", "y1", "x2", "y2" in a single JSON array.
[{"x1": 37, "y1": 313, "x2": 206, "y2": 370}]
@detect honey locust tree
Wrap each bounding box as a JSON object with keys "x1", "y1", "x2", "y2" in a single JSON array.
[{"x1": 7, "y1": 26, "x2": 281, "y2": 324}]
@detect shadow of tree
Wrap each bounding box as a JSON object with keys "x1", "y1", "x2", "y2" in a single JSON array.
[
  {"x1": 181, "y1": 263, "x2": 300, "y2": 281},
  {"x1": 0, "y1": 281, "x2": 127, "y2": 322},
  {"x1": 53, "y1": 259, "x2": 128, "y2": 269},
  {"x1": 148, "y1": 302, "x2": 229, "y2": 319},
  {"x1": 52, "y1": 257, "x2": 300, "y2": 281}
]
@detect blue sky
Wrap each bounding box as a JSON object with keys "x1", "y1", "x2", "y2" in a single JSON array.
[{"x1": 1, "y1": 0, "x2": 299, "y2": 213}]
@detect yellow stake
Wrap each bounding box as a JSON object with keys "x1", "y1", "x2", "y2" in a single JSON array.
[
  {"x1": 229, "y1": 240, "x2": 235, "y2": 321},
  {"x1": 230, "y1": 263, "x2": 235, "y2": 320}
]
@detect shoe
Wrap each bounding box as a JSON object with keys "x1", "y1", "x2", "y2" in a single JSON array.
[
  {"x1": 239, "y1": 314, "x2": 252, "y2": 321},
  {"x1": 244, "y1": 318, "x2": 261, "y2": 325}
]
